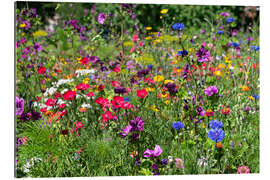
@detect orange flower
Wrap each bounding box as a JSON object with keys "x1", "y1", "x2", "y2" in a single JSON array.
[{"x1": 241, "y1": 85, "x2": 250, "y2": 91}]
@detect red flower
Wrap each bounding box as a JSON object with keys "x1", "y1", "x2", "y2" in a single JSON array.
[
  {"x1": 87, "y1": 92, "x2": 94, "y2": 97},
  {"x1": 45, "y1": 98, "x2": 57, "y2": 107},
  {"x1": 80, "y1": 57, "x2": 89, "y2": 65},
  {"x1": 132, "y1": 34, "x2": 139, "y2": 42},
  {"x1": 111, "y1": 96, "x2": 125, "y2": 109},
  {"x1": 137, "y1": 89, "x2": 148, "y2": 99},
  {"x1": 112, "y1": 81, "x2": 120, "y2": 87},
  {"x1": 114, "y1": 67, "x2": 121, "y2": 73},
  {"x1": 98, "y1": 84, "x2": 105, "y2": 91},
  {"x1": 54, "y1": 92, "x2": 62, "y2": 99},
  {"x1": 40, "y1": 107, "x2": 47, "y2": 113},
  {"x1": 221, "y1": 107, "x2": 230, "y2": 115},
  {"x1": 63, "y1": 90, "x2": 76, "y2": 101},
  {"x1": 38, "y1": 67, "x2": 46, "y2": 74},
  {"x1": 58, "y1": 103, "x2": 66, "y2": 109},
  {"x1": 123, "y1": 102, "x2": 133, "y2": 109},
  {"x1": 101, "y1": 111, "x2": 114, "y2": 123},
  {"x1": 76, "y1": 83, "x2": 90, "y2": 91},
  {"x1": 96, "y1": 97, "x2": 110, "y2": 107}
]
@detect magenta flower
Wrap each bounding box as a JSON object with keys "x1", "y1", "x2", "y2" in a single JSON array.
[
  {"x1": 16, "y1": 96, "x2": 24, "y2": 116},
  {"x1": 120, "y1": 124, "x2": 132, "y2": 137},
  {"x1": 220, "y1": 12, "x2": 230, "y2": 17},
  {"x1": 196, "y1": 46, "x2": 210, "y2": 63},
  {"x1": 97, "y1": 12, "x2": 106, "y2": 25},
  {"x1": 237, "y1": 166, "x2": 250, "y2": 174},
  {"x1": 143, "y1": 145, "x2": 162, "y2": 158},
  {"x1": 204, "y1": 86, "x2": 218, "y2": 96}
]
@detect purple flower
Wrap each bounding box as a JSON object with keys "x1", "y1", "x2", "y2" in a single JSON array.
[
  {"x1": 16, "y1": 96, "x2": 24, "y2": 116},
  {"x1": 161, "y1": 158, "x2": 168, "y2": 165},
  {"x1": 120, "y1": 124, "x2": 132, "y2": 137},
  {"x1": 130, "y1": 117, "x2": 144, "y2": 132},
  {"x1": 220, "y1": 12, "x2": 230, "y2": 17},
  {"x1": 97, "y1": 12, "x2": 106, "y2": 25},
  {"x1": 196, "y1": 107, "x2": 206, "y2": 117},
  {"x1": 172, "y1": 121, "x2": 184, "y2": 130},
  {"x1": 144, "y1": 145, "x2": 163, "y2": 158},
  {"x1": 196, "y1": 46, "x2": 210, "y2": 63},
  {"x1": 33, "y1": 42, "x2": 43, "y2": 52},
  {"x1": 152, "y1": 164, "x2": 158, "y2": 170},
  {"x1": 204, "y1": 86, "x2": 218, "y2": 96}
]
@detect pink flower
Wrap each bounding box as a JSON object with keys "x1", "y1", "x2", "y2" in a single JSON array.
[
  {"x1": 137, "y1": 89, "x2": 148, "y2": 99},
  {"x1": 143, "y1": 145, "x2": 162, "y2": 158},
  {"x1": 97, "y1": 12, "x2": 106, "y2": 24},
  {"x1": 132, "y1": 34, "x2": 139, "y2": 42},
  {"x1": 130, "y1": 46, "x2": 135, "y2": 53},
  {"x1": 175, "y1": 158, "x2": 184, "y2": 169},
  {"x1": 237, "y1": 166, "x2": 250, "y2": 174}
]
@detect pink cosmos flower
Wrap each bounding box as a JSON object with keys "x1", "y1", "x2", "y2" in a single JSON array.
[
  {"x1": 237, "y1": 166, "x2": 250, "y2": 174},
  {"x1": 97, "y1": 12, "x2": 106, "y2": 24}
]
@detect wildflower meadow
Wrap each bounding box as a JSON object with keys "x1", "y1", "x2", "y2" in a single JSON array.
[{"x1": 15, "y1": 2, "x2": 260, "y2": 177}]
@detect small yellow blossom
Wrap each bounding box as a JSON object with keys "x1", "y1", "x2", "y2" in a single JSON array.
[
  {"x1": 19, "y1": 23, "x2": 26, "y2": 28},
  {"x1": 248, "y1": 96, "x2": 255, "y2": 101},
  {"x1": 151, "y1": 105, "x2": 159, "y2": 112},
  {"x1": 146, "y1": 26, "x2": 152, "y2": 31},
  {"x1": 33, "y1": 30, "x2": 48, "y2": 37},
  {"x1": 153, "y1": 75, "x2": 164, "y2": 82},
  {"x1": 164, "y1": 80, "x2": 174, "y2": 84},
  {"x1": 165, "y1": 100, "x2": 170, "y2": 105},
  {"x1": 145, "y1": 36, "x2": 152, "y2": 40},
  {"x1": 214, "y1": 70, "x2": 222, "y2": 77},
  {"x1": 82, "y1": 78, "x2": 90, "y2": 84},
  {"x1": 202, "y1": 124, "x2": 206, "y2": 128},
  {"x1": 160, "y1": 9, "x2": 168, "y2": 14},
  {"x1": 146, "y1": 87, "x2": 155, "y2": 92}
]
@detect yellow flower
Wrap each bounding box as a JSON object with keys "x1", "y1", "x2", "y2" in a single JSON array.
[
  {"x1": 21, "y1": 32, "x2": 25, "y2": 36},
  {"x1": 161, "y1": 93, "x2": 168, "y2": 98},
  {"x1": 146, "y1": 26, "x2": 152, "y2": 31},
  {"x1": 19, "y1": 23, "x2": 26, "y2": 28},
  {"x1": 248, "y1": 96, "x2": 255, "y2": 101},
  {"x1": 202, "y1": 124, "x2": 206, "y2": 128},
  {"x1": 214, "y1": 70, "x2": 222, "y2": 77},
  {"x1": 146, "y1": 87, "x2": 155, "y2": 92},
  {"x1": 218, "y1": 64, "x2": 226, "y2": 69},
  {"x1": 165, "y1": 100, "x2": 170, "y2": 105},
  {"x1": 123, "y1": 41, "x2": 133, "y2": 47},
  {"x1": 241, "y1": 85, "x2": 250, "y2": 92},
  {"x1": 164, "y1": 80, "x2": 174, "y2": 84},
  {"x1": 145, "y1": 36, "x2": 152, "y2": 40},
  {"x1": 60, "y1": 57, "x2": 64, "y2": 62},
  {"x1": 151, "y1": 105, "x2": 159, "y2": 112},
  {"x1": 33, "y1": 30, "x2": 48, "y2": 37},
  {"x1": 153, "y1": 75, "x2": 164, "y2": 82},
  {"x1": 160, "y1": 9, "x2": 168, "y2": 14},
  {"x1": 225, "y1": 56, "x2": 231, "y2": 64},
  {"x1": 82, "y1": 78, "x2": 90, "y2": 84},
  {"x1": 51, "y1": 72, "x2": 57, "y2": 77},
  {"x1": 76, "y1": 57, "x2": 81, "y2": 61}
]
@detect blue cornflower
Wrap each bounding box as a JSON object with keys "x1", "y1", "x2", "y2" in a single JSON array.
[
  {"x1": 209, "y1": 120, "x2": 223, "y2": 129},
  {"x1": 208, "y1": 128, "x2": 225, "y2": 142},
  {"x1": 232, "y1": 42, "x2": 240, "y2": 48},
  {"x1": 226, "y1": 17, "x2": 235, "y2": 23},
  {"x1": 147, "y1": 64, "x2": 153, "y2": 69},
  {"x1": 251, "y1": 46, "x2": 260, "y2": 51},
  {"x1": 217, "y1": 30, "x2": 224, "y2": 35},
  {"x1": 178, "y1": 50, "x2": 188, "y2": 56},
  {"x1": 124, "y1": 97, "x2": 130, "y2": 102},
  {"x1": 253, "y1": 94, "x2": 259, "y2": 100},
  {"x1": 172, "y1": 121, "x2": 184, "y2": 130},
  {"x1": 172, "y1": 23, "x2": 185, "y2": 31}
]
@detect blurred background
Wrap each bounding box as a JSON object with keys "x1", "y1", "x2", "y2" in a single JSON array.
[{"x1": 15, "y1": 2, "x2": 259, "y2": 32}]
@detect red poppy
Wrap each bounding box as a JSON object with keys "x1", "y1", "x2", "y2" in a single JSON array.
[
  {"x1": 112, "y1": 81, "x2": 120, "y2": 87},
  {"x1": 63, "y1": 90, "x2": 76, "y2": 101},
  {"x1": 80, "y1": 57, "x2": 89, "y2": 65},
  {"x1": 137, "y1": 89, "x2": 148, "y2": 99},
  {"x1": 114, "y1": 67, "x2": 121, "y2": 73},
  {"x1": 76, "y1": 83, "x2": 90, "y2": 91},
  {"x1": 98, "y1": 84, "x2": 105, "y2": 91},
  {"x1": 58, "y1": 103, "x2": 66, "y2": 109},
  {"x1": 45, "y1": 98, "x2": 57, "y2": 107},
  {"x1": 101, "y1": 111, "x2": 114, "y2": 123},
  {"x1": 40, "y1": 107, "x2": 47, "y2": 113},
  {"x1": 87, "y1": 92, "x2": 94, "y2": 97},
  {"x1": 38, "y1": 67, "x2": 46, "y2": 74},
  {"x1": 54, "y1": 92, "x2": 62, "y2": 99},
  {"x1": 96, "y1": 97, "x2": 110, "y2": 107},
  {"x1": 111, "y1": 96, "x2": 125, "y2": 108}
]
